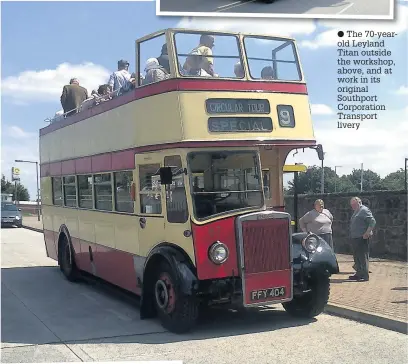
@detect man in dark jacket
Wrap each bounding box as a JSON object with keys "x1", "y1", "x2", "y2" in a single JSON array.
[
  {"x1": 157, "y1": 44, "x2": 170, "y2": 74},
  {"x1": 349, "y1": 196, "x2": 376, "y2": 281},
  {"x1": 60, "y1": 78, "x2": 88, "y2": 116}
]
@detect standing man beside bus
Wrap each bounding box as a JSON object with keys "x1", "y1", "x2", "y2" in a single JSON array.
[
  {"x1": 349, "y1": 196, "x2": 376, "y2": 282},
  {"x1": 60, "y1": 78, "x2": 88, "y2": 116}
]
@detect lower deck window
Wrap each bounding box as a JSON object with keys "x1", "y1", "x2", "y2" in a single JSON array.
[
  {"x1": 139, "y1": 164, "x2": 162, "y2": 214},
  {"x1": 94, "y1": 173, "x2": 113, "y2": 211},
  {"x1": 114, "y1": 171, "x2": 133, "y2": 213},
  {"x1": 52, "y1": 177, "x2": 63, "y2": 205},
  {"x1": 78, "y1": 175, "x2": 93, "y2": 209}
]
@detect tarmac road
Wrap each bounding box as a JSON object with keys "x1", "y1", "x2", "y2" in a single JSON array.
[
  {"x1": 2, "y1": 227, "x2": 407, "y2": 363},
  {"x1": 158, "y1": 0, "x2": 392, "y2": 17}
]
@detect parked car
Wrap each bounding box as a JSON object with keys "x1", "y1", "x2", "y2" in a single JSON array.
[{"x1": 1, "y1": 203, "x2": 23, "y2": 228}]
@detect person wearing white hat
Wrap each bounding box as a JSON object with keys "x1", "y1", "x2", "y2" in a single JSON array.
[{"x1": 143, "y1": 58, "x2": 169, "y2": 85}]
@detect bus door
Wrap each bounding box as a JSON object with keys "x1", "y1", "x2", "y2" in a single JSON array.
[
  {"x1": 162, "y1": 155, "x2": 194, "y2": 260},
  {"x1": 135, "y1": 154, "x2": 165, "y2": 257}
]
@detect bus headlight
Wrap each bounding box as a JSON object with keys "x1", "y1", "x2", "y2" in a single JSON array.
[
  {"x1": 302, "y1": 234, "x2": 320, "y2": 253},
  {"x1": 208, "y1": 241, "x2": 229, "y2": 264}
]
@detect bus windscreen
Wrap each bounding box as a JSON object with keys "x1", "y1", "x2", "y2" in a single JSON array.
[{"x1": 188, "y1": 151, "x2": 264, "y2": 220}]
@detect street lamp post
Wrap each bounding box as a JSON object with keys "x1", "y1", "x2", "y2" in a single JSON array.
[
  {"x1": 15, "y1": 159, "x2": 40, "y2": 222},
  {"x1": 334, "y1": 165, "x2": 342, "y2": 193}
]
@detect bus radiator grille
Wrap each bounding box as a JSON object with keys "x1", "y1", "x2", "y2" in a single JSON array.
[{"x1": 241, "y1": 219, "x2": 290, "y2": 274}]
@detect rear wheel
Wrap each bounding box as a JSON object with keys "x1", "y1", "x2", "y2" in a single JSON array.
[
  {"x1": 59, "y1": 236, "x2": 79, "y2": 282},
  {"x1": 283, "y1": 275, "x2": 330, "y2": 318},
  {"x1": 153, "y1": 261, "x2": 198, "y2": 333}
]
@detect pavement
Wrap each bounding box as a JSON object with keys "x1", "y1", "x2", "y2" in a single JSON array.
[
  {"x1": 157, "y1": 0, "x2": 392, "y2": 17},
  {"x1": 2, "y1": 226, "x2": 408, "y2": 363},
  {"x1": 21, "y1": 216, "x2": 408, "y2": 334},
  {"x1": 21, "y1": 216, "x2": 408, "y2": 332}
]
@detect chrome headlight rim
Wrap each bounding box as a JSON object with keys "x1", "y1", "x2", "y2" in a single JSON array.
[
  {"x1": 208, "y1": 241, "x2": 229, "y2": 265},
  {"x1": 301, "y1": 233, "x2": 320, "y2": 253}
]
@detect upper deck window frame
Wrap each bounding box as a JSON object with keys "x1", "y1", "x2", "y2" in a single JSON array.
[
  {"x1": 242, "y1": 35, "x2": 303, "y2": 83},
  {"x1": 136, "y1": 31, "x2": 173, "y2": 88},
  {"x1": 172, "y1": 30, "x2": 245, "y2": 80}
]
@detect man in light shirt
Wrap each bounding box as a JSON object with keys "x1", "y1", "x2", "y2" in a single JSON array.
[
  {"x1": 184, "y1": 34, "x2": 215, "y2": 76},
  {"x1": 108, "y1": 59, "x2": 133, "y2": 96}
]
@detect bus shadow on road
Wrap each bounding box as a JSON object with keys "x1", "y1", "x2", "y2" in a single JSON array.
[{"x1": 1, "y1": 265, "x2": 317, "y2": 346}]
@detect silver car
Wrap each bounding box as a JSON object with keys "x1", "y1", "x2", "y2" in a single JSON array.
[{"x1": 1, "y1": 203, "x2": 23, "y2": 228}]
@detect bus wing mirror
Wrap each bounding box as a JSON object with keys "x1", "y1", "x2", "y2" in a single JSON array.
[
  {"x1": 159, "y1": 167, "x2": 173, "y2": 185},
  {"x1": 315, "y1": 144, "x2": 324, "y2": 161}
]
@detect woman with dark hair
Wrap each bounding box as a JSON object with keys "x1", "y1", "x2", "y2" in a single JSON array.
[{"x1": 299, "y1": 199, "x2": 335, "y2": 251}]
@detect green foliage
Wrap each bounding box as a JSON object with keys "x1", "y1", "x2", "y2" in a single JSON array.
[
  {"x1": 286, "y1": 166, "x2": 407, "y2": 194},
  {"x1": 1, "y1": 174, "x2": 30, "y2": 201}
]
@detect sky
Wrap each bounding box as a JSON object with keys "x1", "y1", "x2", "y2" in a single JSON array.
[{"x1": 1, "y1": 1, "x2": 407, "y2": 200}]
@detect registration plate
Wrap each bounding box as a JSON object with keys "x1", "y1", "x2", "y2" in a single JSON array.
[
  {"x1": 2, "y1": 219, "x2": 13, "y2": 223},
  {"x1": 250, "y1": 287, "x2": 286, "y2": 301}
]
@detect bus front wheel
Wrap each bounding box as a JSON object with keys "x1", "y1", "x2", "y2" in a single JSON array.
[
  {"x1": 153, "y1": 261, "x2": 199, "y2": 333},
  {"x1": 282, "y1": 275, "x2": 330, "y2": 318},
  {"x1": 59, "y1": 236, "x2": 79, "y2": 282}
]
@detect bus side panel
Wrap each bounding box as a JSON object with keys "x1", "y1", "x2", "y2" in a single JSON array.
[
  {"x1": 44, "y1": 229, "x2": 58, "y2": 261},
  {"x1": 42, "y1": 205, "x2": 58, "y2": 261},
  {"x1": 93, "y1": 244, "x2": 141, "y2": 294},
  {"x1": 191, "y1": 217, "x2": 239, "y2": 280}
]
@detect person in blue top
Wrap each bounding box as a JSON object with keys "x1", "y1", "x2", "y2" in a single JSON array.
[{"x1": 349, "y1": 196, "x2": 376, "y2": 281}]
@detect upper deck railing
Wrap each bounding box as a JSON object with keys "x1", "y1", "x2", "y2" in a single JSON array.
[{"x1": 43, "y1": 28, "x2": 306, "y2": 127}]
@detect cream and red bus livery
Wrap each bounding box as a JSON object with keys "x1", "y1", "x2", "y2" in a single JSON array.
[{"x1": 40, "y1": 28, "x2": 339, "y2": 333}]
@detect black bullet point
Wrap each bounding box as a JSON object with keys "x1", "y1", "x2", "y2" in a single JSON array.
[{"x1": 338, "y1": 31, "x2": 344, "y2": 37}]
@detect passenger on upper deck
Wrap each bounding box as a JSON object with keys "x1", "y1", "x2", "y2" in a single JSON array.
[
  {"x1": 183, "y1": 34, "x2": 215, "y2": 76},
  {"x1": 182, "y1": 53, "x2": 211, "y2": 77},
  {"x1": 261, "y1": 66, "x2": 275, "y2": 80},
  {"x1": 234, "y1": 62, "x2": 244, "y2": 78},
  {"x1": 157, "y1": 44, "x2": 170, "y2": 74},
  {"x1": 60, "y1": 78, "x2": 89, "y2": 116},
  {"x1": 142, "y1": 58, "x2": 169, "y2": 85},
  {"x1": 108, "y1": 59, "x2": 134, "y2": 96}
]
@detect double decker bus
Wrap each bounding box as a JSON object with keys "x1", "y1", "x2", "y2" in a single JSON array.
[{"x1": 40, "y1": 28, "x2": 339, "y2": 333}]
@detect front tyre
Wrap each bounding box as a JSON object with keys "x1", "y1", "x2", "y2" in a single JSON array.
[
  {"x1": 59, "y1": 236, "x2": 80, "y2": 282},
  {"x1": 154, "y1": 261, "x2": 198, "y2": 333},
  {"x1": 283, "y1": 275, "x2": 330, "y2": 318}
]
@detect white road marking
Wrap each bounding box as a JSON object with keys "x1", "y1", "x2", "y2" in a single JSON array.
[
  {"x1": 337, "y1": 2, "x2": 354, "y2": 14},
  {"x1": 216, "y1": 0, "x2": 257, "y2": 11},
  {"x1": 216, "y1": 1, "x2": 243, "y2": 9}
]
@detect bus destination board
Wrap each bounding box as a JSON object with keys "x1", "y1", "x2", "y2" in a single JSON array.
[
  {"x1": 208, "y1": 117, "x2": 273, "y2": 132},
  {"x1": 206, "y1": 99, "x2": 270, "y2": 114}
]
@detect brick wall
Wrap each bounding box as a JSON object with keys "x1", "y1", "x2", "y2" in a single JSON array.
[{"x1": 284, "y1": 190, "x2": 407, "y2": 261}]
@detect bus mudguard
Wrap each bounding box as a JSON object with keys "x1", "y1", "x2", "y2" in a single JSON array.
[
  {"x1": 140, "y1": 243, "x2": 198, "y2": 319},
  {"x1": 57, "y1": 224, "x2": 73, "y2": 264},
  {"x1": 291, "y1": 232, "x2": 339, "y2": 275}
]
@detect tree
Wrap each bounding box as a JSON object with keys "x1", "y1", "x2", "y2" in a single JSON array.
[
  {"x1": 382, "y1": 168, "x2": 406, "y2": 190},
  {"x1": 1, "y1": 174, "x2": 30, "y2": 201},
  {"x1": 286, "y1": 166, "x2": 337, "y2": 194},
  {"x1": 347, "y1": 169, "x2": 384, "y2": 192}
]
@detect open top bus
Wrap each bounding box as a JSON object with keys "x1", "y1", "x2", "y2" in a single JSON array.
[{"x1": 40, "y1": 28, "x2": 339, "y2": 333}]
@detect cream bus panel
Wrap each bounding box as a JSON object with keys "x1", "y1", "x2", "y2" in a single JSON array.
[
  {"x1": 40, "y1": 91, "x2": 314, "y2": 164},
  {"x1": 40, "y1": 93, "x2": 183, "y2": 163},
  {"x1": 179, "y1": 92, "x2": 315, "y2": 141}
]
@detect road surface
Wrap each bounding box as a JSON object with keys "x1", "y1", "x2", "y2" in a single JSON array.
[
  {"x1": 2, "y1": 227, "x2": 407, "y2": 363},
  {"x1": 158, "y1": 0, "x2": 392, "y2": 17}
]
